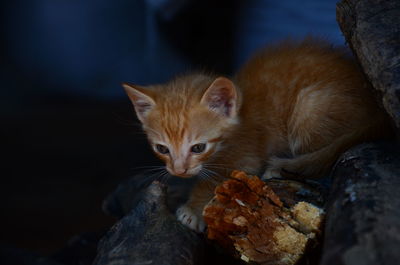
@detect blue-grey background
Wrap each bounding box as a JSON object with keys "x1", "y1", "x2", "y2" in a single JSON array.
[{"x1": 1, "y1": 0, "x2": 344, "y2": 255}]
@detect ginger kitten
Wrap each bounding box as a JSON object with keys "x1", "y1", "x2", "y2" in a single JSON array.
[{"x1": 123, "y1": 39, "x2": 391, "y2": 232}]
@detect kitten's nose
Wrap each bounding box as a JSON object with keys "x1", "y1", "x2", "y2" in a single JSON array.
[
  {"x1": 172, "y1": 158, "x2": 190, "y2": 177},
  {"x1": 174, "y1": 168, "x2": 188, "y2": 176}
]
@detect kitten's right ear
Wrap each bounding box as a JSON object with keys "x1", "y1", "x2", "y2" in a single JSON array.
[
  {"x1": 122, "y1": 83, "x2": 155, "y2": 122},
  {"x1": 200, "y1": 77, "x2": 238, "y2": 120}
]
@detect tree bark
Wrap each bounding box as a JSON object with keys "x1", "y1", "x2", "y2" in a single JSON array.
[
  {"x1": 336, "y1": 0, "x2": 400, "y2": 130},
  {"x1": 95, "y1": 180, "x2": 244, "y2": 265},
  {"x1": 94, "y1": 182, "x2": 207, "y2": 265},
  {"x1": 320, "y1": 142, "x2": 400, "y2": 265},
  {"x1": 332, "y1": 2, "x2": 400, "y2": 262}
]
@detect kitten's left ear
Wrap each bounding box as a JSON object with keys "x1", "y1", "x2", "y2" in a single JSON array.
[
  {"x1": 200, "y1": 77, "x2": 239, "y2": 119},
  {"x1": 122, "y1": 83, "x2": 155, "y2": 122}
]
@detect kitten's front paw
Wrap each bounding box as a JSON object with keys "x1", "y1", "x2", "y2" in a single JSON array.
[
  {"x1": 261, "y1": 167, "x2": 282, "y2": 180},
  {"x1": 176, "y1": 205, "x2": 206, "y2": 233}
]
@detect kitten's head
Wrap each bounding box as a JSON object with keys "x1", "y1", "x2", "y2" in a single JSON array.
[{"x1": 123, "y1": 74, "x2": 240, "y2": 178}]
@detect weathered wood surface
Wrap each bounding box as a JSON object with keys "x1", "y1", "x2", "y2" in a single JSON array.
[
  {"x1": 96, "y1": 180, "x2": 244, "y2": 265},
  {"x1": 320, "y1": 142, "x2": 400, "y2": 265},
  {"x1": 94, "y1": 182, "x2": 207, "y2": 265},
  {"x1": 97, "y1": 171, "x2": 328, "y2": 265},
  {"x1": 336, "y1": 0, "x2": 400, "y2": 130},
  {"x1": 102, "y1": 173, "x2": 194, "y2": 219},
  {"x1": 96, "y1": 142, "x2": 400, "y2": 265}
]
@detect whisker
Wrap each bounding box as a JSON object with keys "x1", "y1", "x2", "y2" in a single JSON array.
[
  {"x1": 202, "y1": 167, "x2": 219, "y2": 178},
  {"x1": 202, "y1": 166, "x2": 230, "y2": 180},
  {"x1": 199, "y1": 168, "x2": 220, "y2": 184},
  {"x1": 130, "y1": 167, "x2": 167, "y2": 187},
  {"x1": 204, "y1": 163, "x2": 231, "y2": 166},
  {"x1": 203, "y1": 164, "x2": 236, "y2": 172},
  {"x1": 129, "y1": 166, "x2": 166, "y2": 176},
  {"x1": 157, "y1": 171, "x2": 171, "y2": 184},
  {"x1": 198, "y1": 171, "x2": 218, "y2": 191}
]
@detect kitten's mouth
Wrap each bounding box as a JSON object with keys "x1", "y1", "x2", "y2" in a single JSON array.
[
  {"x1": 175, "y1": 173, "x2": 193, "y2": 178},
  {"x1": 171, "y1": 171, "x2": 195, "y2": 178},
  {"x1": 168, "y1": 166, "x2": 202, "y2": 178}
]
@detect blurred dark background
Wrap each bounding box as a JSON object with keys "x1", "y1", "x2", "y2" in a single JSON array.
[{"x1": 1, "y1": 0, "x2": 343, "y2": 257}]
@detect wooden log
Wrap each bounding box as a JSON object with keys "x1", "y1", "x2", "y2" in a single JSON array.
[
  {"x1": 203, "y1": 171, "x2": 325, "y2": 265},
  {"x1": 94, "y1": 181, "x2": 207, "y2": 265},
  {"x1": 95, "y1": 180, "x2": 244, "y2": 265},
  {"x1": 320, "y1": 142, "x2": 400, "y2": 265},
  {"x1": 336, "y1": 0, "x2": 400, "y2": 130},
  {"x1": 102, "y1": 172, "x2": 195, "y2": 219}
]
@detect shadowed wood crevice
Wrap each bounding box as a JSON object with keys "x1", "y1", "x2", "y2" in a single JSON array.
[
  {"x1": 320, "y1": 142, "x2": 400, "y2": 265},
  {"x1": 336, "y1": 0, "x2": 400, "y2": 130}
]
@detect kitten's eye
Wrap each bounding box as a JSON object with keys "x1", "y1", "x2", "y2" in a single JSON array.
[
  {"x1": 191, "y1": 143, "x2": 206, "y2": 154},
  {"x1": 156, "y1": 144, "x2": 169, "y2": 154}
]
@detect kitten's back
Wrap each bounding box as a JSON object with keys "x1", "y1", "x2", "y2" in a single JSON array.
[{"x1": 234, "y1": 39, "x2": 391, "y2": 177}]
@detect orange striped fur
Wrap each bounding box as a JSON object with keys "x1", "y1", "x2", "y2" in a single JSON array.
[{"x1": 123, "y1": 39, "x2": 392, "y2": 231}]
